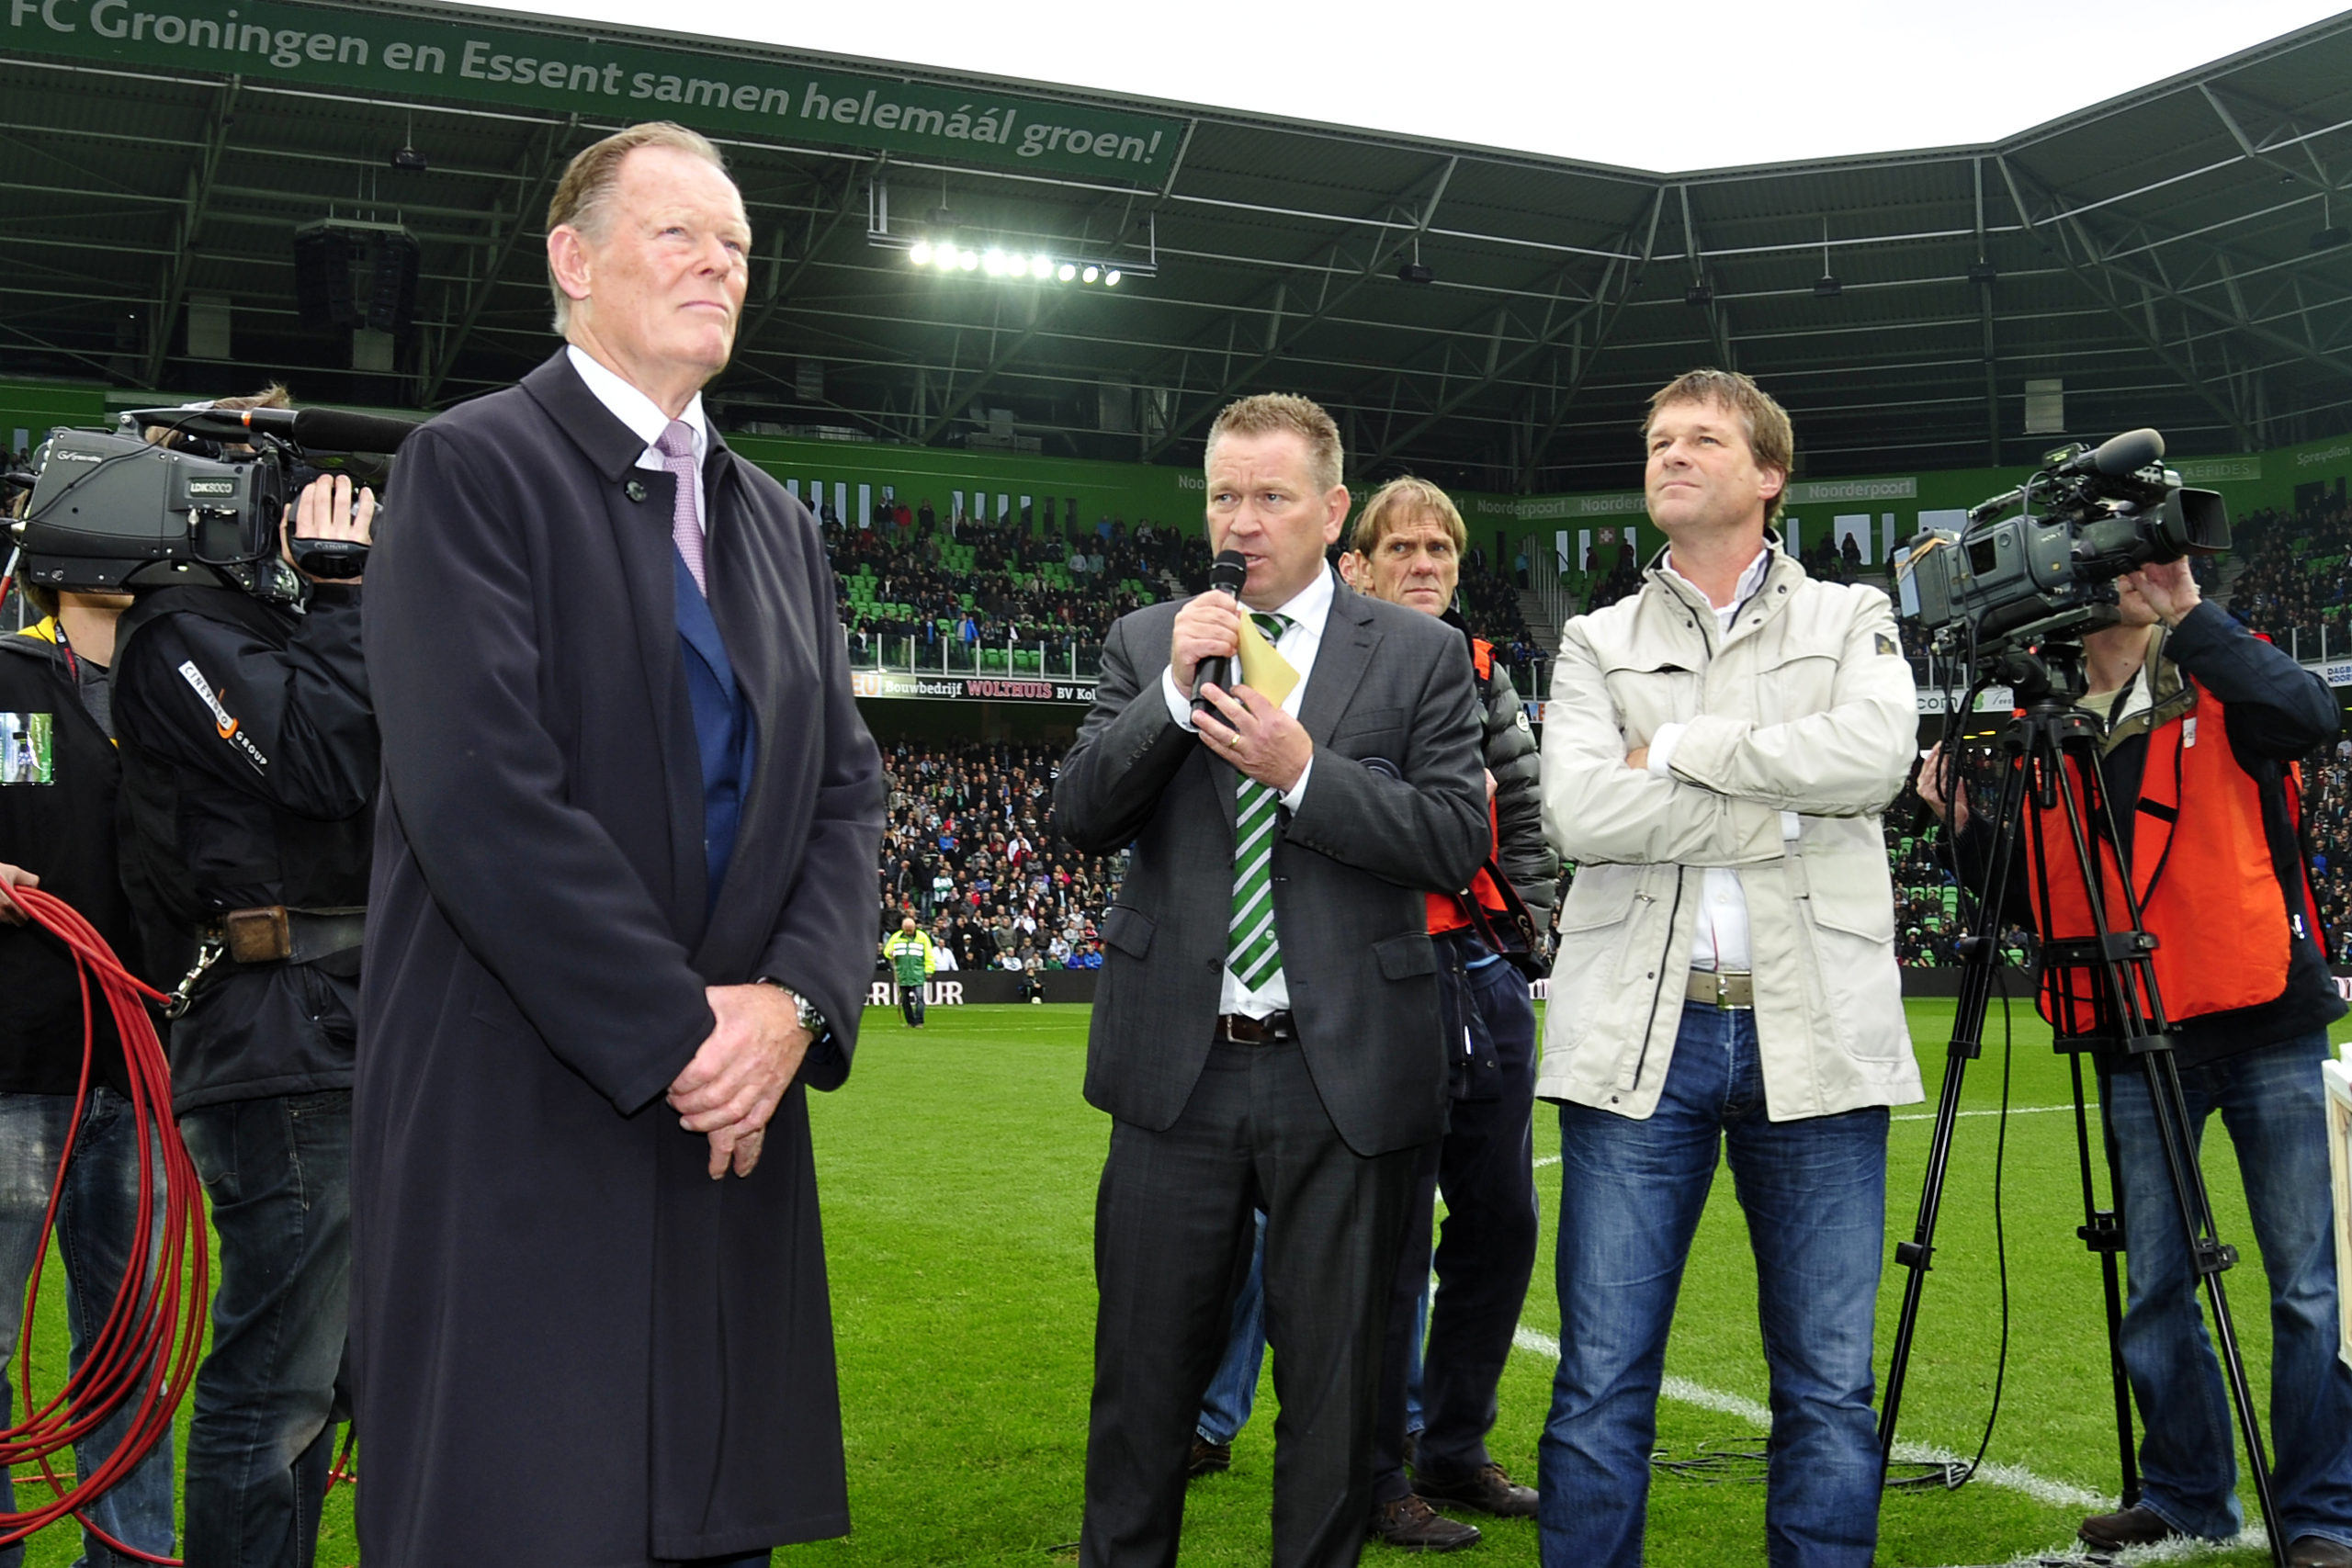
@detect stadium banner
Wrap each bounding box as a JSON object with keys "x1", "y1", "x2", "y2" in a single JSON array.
[
  {"x1": 0, "y1": 0, "x2": 1183, "y2": 180},
  {"x1": 868, "y1": 969, "x2": 1096, "y2": 1006},
  {"x1": 851, "y1": 670, "x2": 1097, "y2": 705}
]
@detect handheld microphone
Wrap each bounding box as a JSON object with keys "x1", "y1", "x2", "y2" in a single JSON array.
[{"x1": 1189, "y1": 549, "x2": 1250, "y2": 715}]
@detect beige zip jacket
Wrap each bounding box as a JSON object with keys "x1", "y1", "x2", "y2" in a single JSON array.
[{"x1": 1536, "y1": 543, "x2": 1924, "y2": 1121}]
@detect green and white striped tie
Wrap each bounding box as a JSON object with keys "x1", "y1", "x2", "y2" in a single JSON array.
[{"x1": 1227, "y1": 612, "x2": 1292, "y2": 991}]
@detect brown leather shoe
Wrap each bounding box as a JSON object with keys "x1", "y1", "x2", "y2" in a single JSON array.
[
  {"x1": 2077, "y1": 1506, "x2": 2183, "y2": 1551},
  {"x1": 1415, "y1": 1461, "x2": 1538, "y2": 1519},
  {"x1": 1371, "y1": 1495, "x2": 1481, "y2": 1551},
  {"x1": 1186, "y1": 1437, "x2": 1231, "y2": 1480},
  {"x1": 2290, "y1": 1535, "x2": 2352, "y2": 1568}
]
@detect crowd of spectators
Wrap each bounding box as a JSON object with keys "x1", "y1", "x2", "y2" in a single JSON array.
[
  {"x1": 2301, "y1": 747, "x2": 2352, "y2": 966},
  {"x1": 875, "y1": 739, "x2": 1124, "y2": 977},
  {"x1": 829, "y1": 501, "x2": 1174, "y2": 660},
  {"x1": 821, "y1": 491, "x2": 1544, "y2": 674},
  {"x1": 2223, "y1": 502, "x2": 2350, "y2": 653}
]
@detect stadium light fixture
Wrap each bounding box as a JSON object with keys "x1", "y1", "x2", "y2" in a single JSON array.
[
  {"x1": 909, "y1": 241, "x2": 932, "y2": 265},
  {"x1": 1081, "y1": 265, "x2": 1100, "y2": 284},
  {"x1": 1057, "y1": 263, "x2": 1077, "y2": 282},
  {"x1": 1814, "y1": 220, "x2": 1841, "y2": 298},
  {"x1": 1104, "y1": 270, "x2": 1122, "y2": 287}
]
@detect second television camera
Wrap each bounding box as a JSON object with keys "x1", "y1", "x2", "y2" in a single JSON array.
[
  {"x1": 8, "y1": 404, "x2": 419, "y2": 602},
  {"x1": 1894, "y1": 427, "x2": 2230, "y2": 660}
]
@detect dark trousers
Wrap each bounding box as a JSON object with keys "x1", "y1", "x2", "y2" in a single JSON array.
[
  {"x1": 178, "y1": 1089, "x2": 353, "y2": 1568},
  {"x1": 899, "y1": 984, "x2": 925, "y2": 1026},
  {"x1": 1373, "y1": 949, "x2": 1539, "y2": 1501},
  {"x1": 1081, "y1": 1039, "x2": 1419, "y2": 1568}
]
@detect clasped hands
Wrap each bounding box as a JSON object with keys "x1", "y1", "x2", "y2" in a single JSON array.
[
  {"x1": 1170, "y1": 591, "x2": 1311, "y2": 794},
  {"x1": 665, "y1": 982, "x2": 812, "y2": 1179}
]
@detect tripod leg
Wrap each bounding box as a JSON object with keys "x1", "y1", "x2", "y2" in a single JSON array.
[
  {"x1": 2077, "y1": 1056, "x2": 2140, "y2": 1508},
  {"x1": 1878, "y1": 735, "x2": 2036, "y2": 1475}
]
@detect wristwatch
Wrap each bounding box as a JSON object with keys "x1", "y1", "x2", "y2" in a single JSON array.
[{"x1": 759, "y1": 977, "x2": 828, "y2": 1040}]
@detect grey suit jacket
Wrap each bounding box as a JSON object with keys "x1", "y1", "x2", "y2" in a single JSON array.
[{"x1": 1055, "y1": 570, "x2": 1488, "y2": 1156}]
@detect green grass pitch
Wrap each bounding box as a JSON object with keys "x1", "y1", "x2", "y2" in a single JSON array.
[{"x1": 14, "y1": 999, "x2": 2348, "y2": 1566}]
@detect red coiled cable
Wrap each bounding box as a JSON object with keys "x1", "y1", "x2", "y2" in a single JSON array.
[{"x1": 1, "y1": 886, "x2": 209, "y2": 1566}]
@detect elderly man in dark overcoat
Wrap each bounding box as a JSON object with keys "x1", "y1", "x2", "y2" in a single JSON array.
[{"x1": 353, "y1": 121, "x2": 883, "y2": 1568}]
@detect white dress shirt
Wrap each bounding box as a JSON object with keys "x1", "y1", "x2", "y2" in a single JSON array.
[
  {"x1": 1642, "y1": 546, "x2": 1800, "y2": 974},
  {"x1": 1158, "y1": 565, "x2": 1336, "y2": 1016},
  {"x1": 565, "y1": 344, "x2": 708, "y2": 530}
]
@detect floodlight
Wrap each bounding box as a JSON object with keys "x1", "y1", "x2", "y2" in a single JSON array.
[
  {"x1": 1684, "y1": 283, "x2": 1713, "y2": 307},
  {"x1": 958, "y1": 250, "x2": 979, "y2": 271},
  {"x1": 910, "y1": 241, "x2": 932, "y2": 265},
  {"x1": 1057, "y1": 263, "x2": 1077, "y2": 282},
  {"x1": 983, "y1": 250, "x2": 1009, "y2": 276},
  {"x1": 1082, "y1": 265, "x2": 1100, "y2": 283},
  {"x1": 1396, "y1": 261, "x2": 1434, "y2": 285},
  {"x1": 1030, "y1": 254, "x2": 1053, "y2": 278},
  {"x1": 1814, "y1": 274, "x2": 1842, "y2": 298},
  {"x1": 1104, "y1": 269, "x2": 1122, "y2": 287}
]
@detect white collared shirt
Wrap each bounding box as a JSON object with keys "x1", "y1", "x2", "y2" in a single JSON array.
[
  {"x1": 565, "y1": 344, "x2": 708, "y2": 531},
  {"x1": 1159, "y1": 564, "x2": 1336, "y2": 1017},
  {"x1": 1642, "y1": 545, "x2": 1800, "y2": 975}
]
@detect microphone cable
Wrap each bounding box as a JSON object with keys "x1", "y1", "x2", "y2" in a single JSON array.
[{"x1": 1, "y1": 886, "x2": 209, "y2": 1567}]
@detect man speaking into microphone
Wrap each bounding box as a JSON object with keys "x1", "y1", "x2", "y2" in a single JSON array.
[{"x1": 1057, "y1": 392, "x2": 1487, "y2": 1568}]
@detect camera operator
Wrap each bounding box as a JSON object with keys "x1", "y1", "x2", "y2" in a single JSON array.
[
  {"x1": 0, "y1": 560, "x2": 180, "y2": 1566},
  {"x1": 1919, "y1": 560, "x2": 2352, "y2": 1568},
  {"x1": 107, "y1": 389, "x2": 378, "y2": 1568}
]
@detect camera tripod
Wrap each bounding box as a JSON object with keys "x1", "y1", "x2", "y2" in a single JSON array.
[{"x1": 1876, "y1": 648, "x2": 2285, "y2": 1568}]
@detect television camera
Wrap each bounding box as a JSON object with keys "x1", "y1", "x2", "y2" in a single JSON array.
[
  {"x1": 1893, "y1": 428, "x2": 2230, "y2": 666},
  {"x1": 6, "y1": 403, "x2": 419, "y2": 604}
]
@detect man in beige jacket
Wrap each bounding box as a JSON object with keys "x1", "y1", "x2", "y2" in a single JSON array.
[{"x1": 1533, "y1": 369, "x2": 1919, "y2": 1568}]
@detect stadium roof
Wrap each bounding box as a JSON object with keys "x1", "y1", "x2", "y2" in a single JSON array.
[{"x1": 6, "y1": 1, "x2": 2352, "y2": 494}]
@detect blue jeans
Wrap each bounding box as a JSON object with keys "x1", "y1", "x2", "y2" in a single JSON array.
[
  {"x1": 2100, "y1": 1031, "x2": 2352, "y2": 1548},
  {"x1": 177, "y1": 1091, "x2": 354, "y2": 1568},
  {"x1": 1196, "y1": 1210, "x2": 1268, "y2": 1446},
  {"x1": 0, "y1": 1089, "x2": 175, "y2": 1568},
  {"x1": 1540, "y1": 1004, "x2": 1889, "y2": 1568}
]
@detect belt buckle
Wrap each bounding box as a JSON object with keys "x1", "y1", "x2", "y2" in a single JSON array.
[{"x1": 221, "y1": 906, "x2": 291, "y2": 964}]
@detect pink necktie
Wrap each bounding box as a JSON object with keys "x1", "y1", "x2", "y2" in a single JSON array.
[{"x1": 655, "y1": 420, "x2": 707, "y2": 596}]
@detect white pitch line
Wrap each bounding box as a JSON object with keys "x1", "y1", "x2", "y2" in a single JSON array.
[
  {"x1": 1892, "y1": 1104, "x2": 2079, "y2": 1123},
  {"x1": 1508, "y1": 1325, "x2": 2109, "y2": 1514}
]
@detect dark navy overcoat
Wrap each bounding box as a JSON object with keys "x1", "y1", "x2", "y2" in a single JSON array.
[{"x1": 353, "y1": 351, "x2": 883, "y2": 1566}]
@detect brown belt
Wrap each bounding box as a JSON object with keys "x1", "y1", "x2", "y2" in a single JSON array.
[
  {"x1": 1215, "y1": 1010, "x2": 1296, "y2": 1045},
  {"x1": 1685, "y1": 969, "x2": 1755, "y2": 1010}
]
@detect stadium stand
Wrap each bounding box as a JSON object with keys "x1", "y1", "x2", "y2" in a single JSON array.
[
  {"x1": 829, "y1": 505, "x2": 1545, "y2": 683},
  {"x1": 876, "y1": 739, "x2": 1122, "y2": 976}
]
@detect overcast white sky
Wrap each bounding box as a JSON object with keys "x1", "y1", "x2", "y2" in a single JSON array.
[{"x1": 473, "y1": 0, "x2": 2347, "y2": 172}]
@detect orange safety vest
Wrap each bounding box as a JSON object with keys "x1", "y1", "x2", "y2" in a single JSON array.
[
  {"x1": 1429, "y1": 638, "x2": 1507, "y2": 935},
  {"x1": 2025, "y1": 679, "x2": 2310, "y2": 1033}
]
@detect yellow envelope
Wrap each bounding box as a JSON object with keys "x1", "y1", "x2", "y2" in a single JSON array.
[{"x1": 1234, "y1": 615, "x2": 1299, "y2": 706}]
